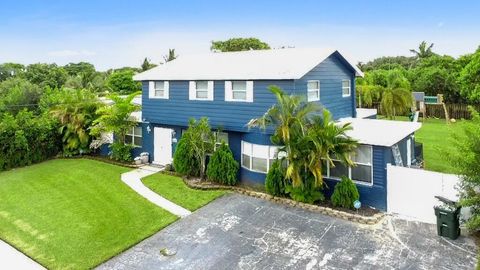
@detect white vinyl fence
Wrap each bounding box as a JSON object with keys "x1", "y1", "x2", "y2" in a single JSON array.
[{"x1": 387, "y1": 164, "x2": 460, "y2": 224}]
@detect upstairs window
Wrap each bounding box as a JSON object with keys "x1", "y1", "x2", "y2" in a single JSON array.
[
  {"x1": 154, "y1": 81, "x2": 165, "y2": 97},
  {"x1": 225, "y1": 81, "x2": 254, "y2": 102},
  {"x1": 307, "y1": 80, "x2": 320, "y2": 101},
  {"x1": 189, "y1": 81, "x2": 214, "y2": 100},
  {"x1": 125, "y1": 126, "x2": 142, "y2": 147},
  {"x1": 149, "y1": 81, "x2": 169, "y2": 99},
  {"x1": 196, "y1": 81, "x2": 209, "y2": 99},
  {"x1": 342, "y1": 79, "x2": 351, "y2": 97},
  {"x1": 232, "y1": 81, "x2": 247, "y2": 100}
]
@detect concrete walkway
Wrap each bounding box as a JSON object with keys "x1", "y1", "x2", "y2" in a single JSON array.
[
  {"x1": 0, "y1": 240, "x2": 45, "y2": 270},
  {"x1": 121, "y1": 166, "x2": 191, "y2": 218}
]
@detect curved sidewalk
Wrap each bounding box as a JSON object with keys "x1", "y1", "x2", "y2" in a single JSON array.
[{"x1": 121, "y1": 166, "x2": 191, "y2": 218}]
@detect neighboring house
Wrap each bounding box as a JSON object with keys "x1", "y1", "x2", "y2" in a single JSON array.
[{"x1": 132, "y1": 48, "x2": 421, "y2": 211}]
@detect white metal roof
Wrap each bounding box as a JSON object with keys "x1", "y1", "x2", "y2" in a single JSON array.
[
  {"x1": 356, "y1": 108, "x2": 377, "y2": 119},
  {"x1": 133, "y1": 48, "x2": 364, "y2": 81},
  {"x1": 338, "y1": 118, "x2": 422, "y2": 147}
]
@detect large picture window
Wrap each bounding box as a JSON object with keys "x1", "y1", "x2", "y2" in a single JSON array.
[
  {"x1": 323, "y1": 145, "x2": 372, "y2": 184},
  {"x1": 241, "y1": 141, "x2": 279, "y2": 173},
  {"x1": 125, "y1": 126, "x2": 142, "y2": 147}
]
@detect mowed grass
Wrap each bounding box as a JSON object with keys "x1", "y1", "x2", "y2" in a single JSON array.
[
  {"x1": 378, "y1": 115, "x2": 468, "y2": 173},
  {"x1": 142, "y1": 173, "x2": 226, "y2": 211},
  {"x1": 0, "y1": 159, "x2": 178, "y2": 269}
]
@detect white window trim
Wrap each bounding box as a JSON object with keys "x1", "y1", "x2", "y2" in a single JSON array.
[
  {"x1": 342, "y1": 79, "x2": 351, "y2": 97},
  {"x1": 189, "y1": 81, "x2": 214, "y2": 101},
  {"x1": 241, "y1": 141, "x2": 278, "y2": 174},
  {"x1": 149, "y1": 81, "x2": 169, "y2": 99},
  {"x1": 225, "y1": 80, "x2": 253, "y2": 102},
  {"x1": 126, "y1": 126, "x2": 142, "y2": 147},
  {"x1": 307, "y1": 80, "x2": 320, "y2": 102},
  {"x1": 323, "y1": 145, "x2": 373, "y2": 186}
]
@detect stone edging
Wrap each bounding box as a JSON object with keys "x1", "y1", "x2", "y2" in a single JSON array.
[
  {"x1": 62, "y1": 156, "x2": 144, "y2": 168},
  {"x1": 179, "y1": 176, "x2": 384, "y2": 225}
]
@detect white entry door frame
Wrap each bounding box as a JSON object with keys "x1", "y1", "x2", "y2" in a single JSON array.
[{"x1": 153, "y1": 127, "x2": 173, "y2": 165}]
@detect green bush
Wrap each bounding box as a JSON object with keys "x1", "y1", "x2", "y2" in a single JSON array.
[
  {"x1": 109, "y1": 142, "x2": 134, "y2": 162},
  {"x1": 173, "y1": 137, "x2": 200, "y2": 176},
  {"x1": 331, "y1": 176, "x2": 360, "y2": 209},
  {"x1": 285, "y1": 173, "x2": 324, "y2": 204},
  {"x1": 206, "y1": 143, "x2": 239, "y2": 185},
  {"x1": 0, "y1": 110, "x2": 61, "y2": 171},
  {"x1": 265, "y1": 159, "x2": 285, "y2": 196}
]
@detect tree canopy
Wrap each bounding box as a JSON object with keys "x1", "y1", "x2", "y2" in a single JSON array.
[{"x1": 210, "y1": 37, "x2": 270, "y2": 52}]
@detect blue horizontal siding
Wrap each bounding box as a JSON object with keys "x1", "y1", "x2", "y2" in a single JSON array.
[
  {"x1": 295, "y1": 53, "x2": 356, "y2": 119},
  {"x1": 142, "y1": 80, "x2": 296, "y2": 133}
]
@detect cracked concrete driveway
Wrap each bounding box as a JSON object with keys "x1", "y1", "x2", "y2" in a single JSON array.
[{"x1": 98, "y1": 193, "x2": 477, "y2": 270}]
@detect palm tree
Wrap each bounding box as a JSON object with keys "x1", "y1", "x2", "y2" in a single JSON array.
[
  {"x1": 248, "y1": 86, "x2": 357, "y2": 187},
  {"x1": 410, "y1": 41, "x2": 434, "y2": 58},
  {"x1": 91, "y1": 91, "x2": 141, "y2": 144},
  {"x1": 163, "y1": 49, "x2": 177, "y2": 63},
  {"x1": 50, "y1": 89, "x2": 100, "y2": 155},
  {"x1": 380, "y1": 69, "x2": 413, "y2": 119}
]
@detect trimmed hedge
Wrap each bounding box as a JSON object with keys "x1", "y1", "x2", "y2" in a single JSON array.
[
  {"x1": 265, "y1": 159, "x2": 285, "y2": 196},
  {"x1": 173, "y1": 136, "x2": 200, "y2": 176},
  {"x1": 0, "y1": 110, "x2": 61, "y2": 171}
]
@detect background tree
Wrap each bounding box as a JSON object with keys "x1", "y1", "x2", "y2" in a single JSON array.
[
  {"x1": 0, "y1": 63, "x2": 25, "y2": 82},
  {"x1": 23, "y1": 63, "x2": 68, "y2": 89},
  {"x1": 163, "y1": 49, "x2": 177, "y2": 63},
  {"x1": 211, "y1": 37, "x2": 270, "y2": 52},
  {"x1": 105, "y1": 70, "x2": 141, "y2": 95},
  {"x1": 141, "y1": 57, "x2": 157, "y2": 71},
  {"x1": 410, "y1": 41, "x2": 435, "y2": 59},
  {"x1": 50, "y1": 88, "x2": 101, "y2": 156},
  {"x1": 64, "y1": 62, "x2": 95, "y2": 76},
  {"x1": 458, "y1": 50, "x2": 480, "y2": 102},
  {"x1": 0, "y1": 78, "x2": 43, "y2": 115}
]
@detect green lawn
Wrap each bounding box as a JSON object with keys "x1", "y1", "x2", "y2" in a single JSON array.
[
  {"x1": 0, "y1": 159, "x2": 178, "y2": 269},
  {"x1": 378, "y1": 116, "x2": 467, "y2": 173},
  {"x1": 142, "y1": 173, "x2": 226, "y2": 211}
]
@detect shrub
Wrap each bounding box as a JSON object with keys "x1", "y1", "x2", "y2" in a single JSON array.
[
  {"x1": 331, "y1": 176, "x2": 360, "y2": 209},
  {"x1": 265, "y1": 159, "x2": 285, "y2": 196},
  {"x1": 206, "y1": 143, "x2": 239, "y2": 185},
  {"x1": 285, "y1": 173, "x2": 324, "y2": 204},
  {"x1": 109, "y1": 142, "x2": 134, "y2": 162},
  {"x1": 0, "y1": 110, "x2": 61, "y2": 171},
  {"x1": 173, "y1": 137, "x2": 200, "y2": 176}
]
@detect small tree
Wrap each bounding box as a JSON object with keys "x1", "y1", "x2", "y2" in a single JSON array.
[
  {"x1": 90, "y1": 92, "x2": 141, "y2": 161},
  {"x1": 265, "y1": 159, "x2": 285, "y2": 196},
  {"x1": 179, "y1": 118, "x2": 214, "y2": 179},
  {"x1": 331, "y1": 176, "x2": 360, "y2": 209},
  {"x1": 206, "y1": 143, "x2": 239, "y2": 185},
  {"x1": 173, "y1": 135, "x2": 200, "y2": 176},
  {"x1": 451, "y1": 107, "x2": 480, "y2": 230}
]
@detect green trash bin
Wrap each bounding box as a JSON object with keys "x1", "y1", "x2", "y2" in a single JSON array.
[{"x1": 434, "y1": 196, "x2": 461, "y2": 240}]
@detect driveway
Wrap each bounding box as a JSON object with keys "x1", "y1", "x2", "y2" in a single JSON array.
[{"x1": 98, "y1": 193, "x2": 477, "y2": 269}]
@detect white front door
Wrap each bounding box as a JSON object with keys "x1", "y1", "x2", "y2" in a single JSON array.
[{"x1": 153, "y1": 127, "x2": 173, "y2": 165}]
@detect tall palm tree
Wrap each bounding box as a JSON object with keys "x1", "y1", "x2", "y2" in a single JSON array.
[
  {"x1": 410, "y1": 41, "x2": 434, "y2": 58},
  {"x1": 248, "y1": 86, "x2": 357, "y2": 187}
]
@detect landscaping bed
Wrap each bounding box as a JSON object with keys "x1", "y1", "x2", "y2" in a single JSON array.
[
  {"x1": 181, "y1": 176, "x2": 384, "y2": 225},
  {"x1": 0, "y1": 159, "x2": 177, "y2": 269}
]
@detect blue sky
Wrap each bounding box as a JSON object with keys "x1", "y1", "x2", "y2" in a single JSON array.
[{"x1": 1, "y1": 0, "x2": 479, "y2": 70}]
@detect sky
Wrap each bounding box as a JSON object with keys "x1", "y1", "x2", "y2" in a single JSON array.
[{"x1": 0, "y1": 0, "x2": 479, "y2": 70}]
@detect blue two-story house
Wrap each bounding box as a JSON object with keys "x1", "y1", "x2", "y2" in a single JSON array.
[{"x1": 132, "y1": 48, "x2": 421, "y2": 211}]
